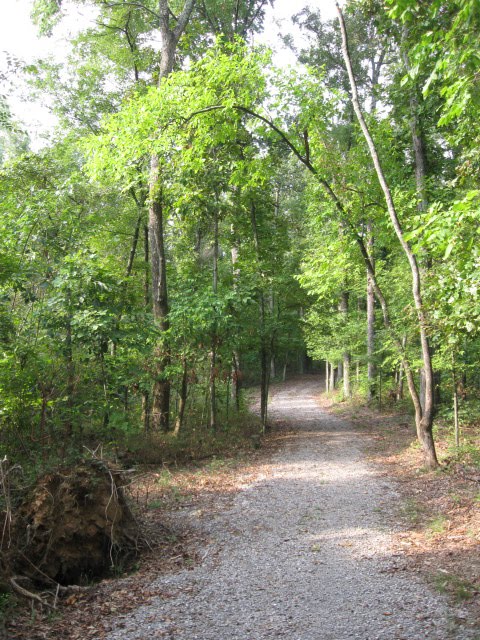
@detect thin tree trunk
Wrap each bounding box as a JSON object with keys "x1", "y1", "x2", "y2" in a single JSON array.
[
  {"x1": 396, "y1": 336, "x2": 406, "y2": 401},
  {"x1": 338, "y1": 6, "x2": 438, "y2": 468},
  {"x1": 174, "y1": 358, "x2": 188, "y2": 435},
  {"x1": 270, "y1": 355, "x2": 276, "y2": 379},
  {"x1": 142, "y1": 391, "x2": 150, "y2": 432},
  {"x1": 149, "y1": 182, "x2": 171, "y2": 431},
  {"x1": 326, "y1": 361, "x2": 330, "y2": 392},
  {"x1": 230, "y1": 223, "x2": 242, "y2": 410},
  {"x1": 452, "y1": 354, "x2": 460, "y2": 447},
  {"x1": 453, "y1": 383, "x2": 460, "y2": 447},
  {"x1": 343, "y1": 354, "x2": 351, "y2": 398},
  {"x1": 367, "y1": 223, "x2": 376, "y2": 399},
  {"x1": 250, "y1": 202, "x2": 269, "y2": 431},
  {"x1": 232, "y1": 352, "x2": 241, "y2": 411},
  {"x1": 329, "y1": 361, "x2": 335, "y2": 391},
  {"x1": 144, "y1": 224, "x2": 150, "y2": 308},
  {"x1": 339, "y1": 292, "x2": 350, "y2": 398},
  {"x1": 260, "y1": 341, "x2": 269, "y2": 431},
  {"x1": 65, "y1": 310, "x2": 74, "y2": 439},
  {"x1": 141, "y1": 224, "x2": 151, "y2": 432},
  {"x1": 403, "y1": 42, "x2": 433, "y2": 414},
  {"x1": 209, "y1": 208, "x2": 219, "y2": 431}
]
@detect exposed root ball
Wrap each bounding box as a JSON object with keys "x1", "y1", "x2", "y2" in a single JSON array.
[{"x1": 12, "y1": 461, "x2": 138, "y2": 585}]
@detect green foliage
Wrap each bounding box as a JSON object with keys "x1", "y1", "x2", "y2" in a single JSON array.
[
  {"x1": 1, "y1": 0, "x2": 479, "y2": 475},
  {"x1": 31, "y1": 0, "x2": 63, "y2": 36}
]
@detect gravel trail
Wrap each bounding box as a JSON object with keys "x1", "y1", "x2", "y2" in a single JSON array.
[{"x1": 107, "y1": 377, "x2": 475, "y2": 640}]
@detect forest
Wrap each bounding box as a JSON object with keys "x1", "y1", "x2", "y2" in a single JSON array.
[{"x1": 0, "y1": 0, "x2": 479, "y2": 628}]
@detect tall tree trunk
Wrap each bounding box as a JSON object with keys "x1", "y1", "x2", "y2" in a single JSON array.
[
  {"x1": 403, "y1": 43, "x2": 432, "y2": 414},
  {"x1": 337, "y1": 359, "x2": 343, "y2": 382},
  {"x1": 270, "y1": 355, "x2": 276, "y2": 379},
  {"x1": 250, "y1": 202, "x2": 269, "y2": 431},
  {"x1": 451, "y1": 353, "x2": 460, "y2": 447},
  {"x1": 396, "y1": 336, "x2": 406, "y2": 401},
  {"x1": 366, "y1": 223, "x2": 376, "y2": 399},
  {"x1": 149, "y1": 181, "x2": 171, "y2": 431},
  {"x1": 174, "y1": 357, "x2": 188, "y2": 435},
  {"x1": 142, "y1": 391, "x2": 150, "y2": 432},
  {"x1": 329, "y1": 361, "x2": 335, "y2": 391},
  {"x1": 269, "y1": 291, "x2": 276, "y2": 379},
  {"x1": 230, "y1": 224, "x2": 242, "y2": 410},
  {"x1": 339, "y1": 292, "x2": 351, "y2": 398},
  {"x1": 338, "y1": 7, "x2": 438, "y2": 468},
  {"x1": 209, "y1": 208, "x2": 219, "y2": 431},
  {"x1": 148, "y1": 0, "x2": 196, "y2": 431},
  {"x1": 343, "y1": 353, "x2": 351, "y2": 398},
  {"x1": 65, "y1": 309, "x2": 74, "y2": 439},
  {"x1": 260, "y1": 339, "x2": 269, "y2": 430},
  {"x1": 232, "y1": 351, "x2": 241, "y2": 411},
  {"x1": 144, "y1": 223, "x2": 150, "y2": 308}
]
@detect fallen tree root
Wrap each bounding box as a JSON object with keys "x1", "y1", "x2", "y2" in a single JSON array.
[{"x1": 9, "y1": 576, "x2": 54, "y2": 609}]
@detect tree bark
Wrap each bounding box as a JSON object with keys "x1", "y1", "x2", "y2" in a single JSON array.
[
  {"x1": 65, "y1": 309, "x2": 74, "y2": 439},
  {"x1": 329, "y1": 361, "x2": 335, "y2": 391},
  {"x1": 148, "y1": 0, "x2": 196, "y2": 430},
  {"x1": 338, "y1": 5, "x2": 438, "y2": 468},
  {"x1": 209, "y1": 208, "x2": 219, "y2": 431},
  {"x1": 174, "y1": 357, "x2": 188, "y2": 435},
  {"x1": 366, "y1": 223, "x2": 376, "y2": 399},
  {"x1": 149, "y1": 177, "x2": 171, "y2": 431},
  {"x1": 396, "y1": 335, "x2": 406, "y2": 401},
  {"x1": 339, "y1": 292, "x2": 351, "y2": 398},
  {"x1": 250, "y1": 202, "x2": 269, "y2": 431},
  {"x1": 343, "y1": 353, "x2": 351, "y2": 398},
  {"x1": 144, "y1": 223, "x2": 150, "y2": 308},
  {"x1": 230, "y1": 223, "x2": 242, "y2": 410}
]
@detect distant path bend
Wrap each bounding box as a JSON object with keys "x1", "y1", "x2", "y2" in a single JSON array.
[{"x1": 107, "y1": 376, "x2": 474, "y2": 640}]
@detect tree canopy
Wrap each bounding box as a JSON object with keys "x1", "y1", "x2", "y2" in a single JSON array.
[{"x1": 0, "y1": 0, "x2": 479, "y2": 472}]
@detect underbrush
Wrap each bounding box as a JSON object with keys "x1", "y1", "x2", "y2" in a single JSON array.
[{"x1": 120, "y1": 413, "x2": 263, "y2": 466}]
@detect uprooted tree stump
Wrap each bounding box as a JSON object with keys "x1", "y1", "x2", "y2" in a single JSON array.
[{"x1": 5, "y1": 460, "x2": 139, "y2": 586}]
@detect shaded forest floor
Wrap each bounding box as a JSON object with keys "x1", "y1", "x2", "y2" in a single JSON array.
[
  {"x1": 5, "y1": 443, "x2": 268, "y2": 639},
  {"x1": 4, "y1": 377, "x2": 480, "y2": 639}
]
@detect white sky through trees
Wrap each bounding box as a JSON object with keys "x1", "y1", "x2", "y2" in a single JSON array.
[{"x1": 1, "y1": 0, "x2": 338, "y2": 146}]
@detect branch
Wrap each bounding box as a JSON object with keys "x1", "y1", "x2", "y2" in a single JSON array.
[
  {"x1": 180, "y1": 102, "x2": 378, "y2": 280},
  {"x1": 173, "y1": 0, "x2": 196, "y2": 41},
  {"x1": 102, "y1": 1, "x2": 161, "y2": 21},
  {"x1": 244, "y1": 0, "x2": 269, "y2": 35},
  {"x1": 303, "y1": 130, "x2": 310, "y2": 165},
  {"x1": 235, "y1": 106, "x2": 311, "y2": 168},
  {"x1": 199, "y1": 0, "x2": 220, "y2": 34}
]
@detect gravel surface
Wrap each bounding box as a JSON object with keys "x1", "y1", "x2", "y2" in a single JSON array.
[{"x1": 106, "y1": 377, "x2": 476, "y2": 640}]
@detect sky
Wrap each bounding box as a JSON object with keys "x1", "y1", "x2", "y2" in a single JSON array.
[{"x1": 0, "y1": 0, "x2": 339, "y2": 146}]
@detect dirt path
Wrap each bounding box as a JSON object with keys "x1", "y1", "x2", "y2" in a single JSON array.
[{"x1": 106, "y1": 377, "x2": 475, "y2": 640}]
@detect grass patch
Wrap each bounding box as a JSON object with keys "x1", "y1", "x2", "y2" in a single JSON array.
[
  {"x1": 433, "y1": 572, "x2": 476, "y2": 602},
  {"x1": 427, "y1": 515, "x2": 448, "y2": 536},
  {"x1": 400, "y1": 497, "x2": 425, "y2": 525}
]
